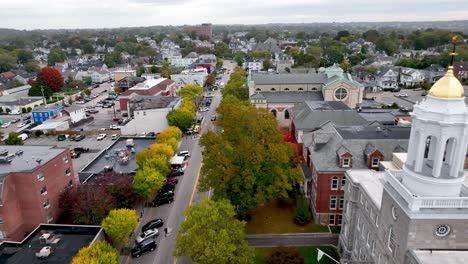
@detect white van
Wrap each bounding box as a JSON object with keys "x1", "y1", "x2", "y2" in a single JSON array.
[
  {"x1": 19, "y1": 133, "x2": 28, "y2": 141},
  {"x1": 220, "y1": 82, "x2": 225, "y2": 88}
]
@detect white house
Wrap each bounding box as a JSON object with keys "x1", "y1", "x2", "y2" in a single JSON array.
[
  {"x1": 90, "y1": 68, "x2": 111, "y2": 83},
  {"x1": 170, "y1": 69, "x2": 208, "y2": 89},
  {"x1": 120, "y1": 95, "x2": 181, "y2": 135},
  {"x1": 63, "y1": 105, "x2": 86, "y2": 124},
  {"x1": 244, "y1": 59, "x2": 263, "y2": 71},
  {"x1": 376, "y1": 67, "x2": 398, "y2": 90}
]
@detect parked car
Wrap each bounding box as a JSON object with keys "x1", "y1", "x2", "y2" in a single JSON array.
[
  {"x1": 86, "y1": 109, "x2": 99, "y2": 114},
  {"x1": 76, "y1": 100, "x2": 86, "y2": 104},
  {"x1": 158, "y1": 183, "x2": 176, "y2": 194},
  {"x1": 152, "y1": 192, "x2": 174, "y2": 206},
  {"x1": 131, "y1": 239, "x2": 157, "y2": 258},
  {"x1": 97, "y1": 134, "x2": 106, "y2": 140},
  {"x1": 167, "y1": 169, "x2": 184, "y2": 177},
  {"x1": 92, "y1": 84, "x2": 99, "y2": 88},
  {"x1": 165, "y1": 177, "x2": 178, "y2": 185},
  {"x1": 57, "y1": 134, "x2": 68, "y2": 141},
  {"x1": 74, "y1": 146, "x2": 89, "y2": 153},
  {"x1": 102, "y1": 104, "x2": 112, "y2": 108},
  {"x1": 177, "y1": 150, "x2": 190, "y2": 158},
  {"x1": 142, "y1": 219, "x2": 164, "y2": 232},
  {"x1": 71, "y1": 150, "x2": 80, "y2": 159},
  {"x1": 135, "y1": 228, "x2": 159, "y2": 244},
  {"x1": 1, "y1": 122, "x2": 11, "y2": 128},
  {"x1": 199, "y1": 107, "x2": 209, "y2": 112},
  {"x1": 71, "y1": 135, "x2": 86, "y2": 141},
  {"x1": 110, "y1": 124, "x2": 121, "y2": 130},
  {"x1": 111, "y1": 134, "x2": 119, "y2": 140},
  {"x1": 18, "y1": 133, "x2": 28, "y2": 141},
  {"x1": 397, "y1": 93, "x2": 408, "y2": 97},
  {"x1": 211, "y1": 115, "x2": 217, "y2": 121},
  {"x1": 11, "y1": 118, "x2": 20, "y2": 123},
  {"x1": 96, "y1": 103, "x2": 103, "y2": 107},
  {"x1": 112, "y1": 117, "x2": 123, "y2": 122}
]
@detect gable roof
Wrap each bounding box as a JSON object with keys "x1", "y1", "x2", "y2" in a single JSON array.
[
  {"x1": 0, "y1": 71, "x2": 15, "y2": 79},
  {"x1": 251, "y1": 73, "x2": 328, "y2": 85}
]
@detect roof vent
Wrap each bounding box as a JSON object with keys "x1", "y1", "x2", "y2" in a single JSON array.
[
  {"x1": 376, "y1": 126, "x2": 382, "y2": 132},
  {"x1": 36, "y1": 158, "x2": 42, "y2": 164}
]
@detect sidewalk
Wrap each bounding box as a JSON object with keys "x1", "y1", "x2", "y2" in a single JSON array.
[{"x1": 245, "y1": 233, "x2": 339, "y2": 247}]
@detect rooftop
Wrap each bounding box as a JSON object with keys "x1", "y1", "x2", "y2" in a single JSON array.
[
  {"x1": 0, "y1": 224, "x2": 102, "y2": 264},
  {"x1": 0, "y1": 145, "x2": 67, "y2": 176},
  {"x1": 79, "y1": 137, "x2": 154, "y2": 183},
  {"x1": 346, "y1": 169, "x2": 385, "y2": 209},
  {"x1": 32, "y1": 105, "x2": 63, "y2": 112},
  {"x1": 129, "y1": 78, "x2": 167, "y2": 90},
  {"x1": 410, "y1": 250, "x2": 468, "y2": 264},
  {"x1": 336, "y1": 125, "x2": 411, "y2": 140},
  {"x1": 254, "y1": 91, "x2": 324, "y2": 104},
  {"x1": 131, "y1": 95, "x2": 181, "y2": 111},
  {"x1": 251, "y1": 73, "x2": 328, "y2": 85}
]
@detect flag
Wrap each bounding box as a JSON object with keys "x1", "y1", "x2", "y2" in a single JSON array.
[{"x1": 317, "y1": 249, "x2": 325, "y2": 262}]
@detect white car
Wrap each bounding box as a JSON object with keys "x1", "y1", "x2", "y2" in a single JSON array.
[
  {"x1": 398, "y1": 93, "x2": 408, "y2": 97},
  {"x1": 97, "y1": 134, "x2": 106, "y2": 140},
  {"x1": 99, "y1": 128, "x2": 107, "y2": 131},
  {"x1": 199, "y1": 107, "x2": 209, "y2": 112},
  {"x1": 17, "y1": 122, "x2": 28, "y2": 128},
  {"x1": 111, "y1": 134, "x2": 119, "y2": 140},
  {"x1": 135, "y1": 228, "x2": 159, "y2": 244},
  {"x1": 1, "y1": 122, "x2": 11, "y2": 128},
  {"x1": 110, "y1": 124, "x2": 121, "y2": 130},
  {"x1": 76, "y1": 100, "x2": 86, "y2": 104}
]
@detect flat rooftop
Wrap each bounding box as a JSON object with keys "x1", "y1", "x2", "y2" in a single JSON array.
[
  {"x1": 336, "y1": 126, "x2": 411, "y2": 140},
  {"x1": 0, "y1": 146, "x2": 67, "y2": 176},
  {"x1": 411, "y1": 249, "x2": 468, "y2": 264},
  {"x1": 346, "y1": 169, "x2": 385, "y2": 209},
  {"x1": 79, "y1": 137, "x2": 154, "y2": 183},
  {"x1": 129, "y1": 78, "x2": 167, "y2": 90},
  {"x1": 0, "y1": 224, "x2": 102, "y2": 264}
]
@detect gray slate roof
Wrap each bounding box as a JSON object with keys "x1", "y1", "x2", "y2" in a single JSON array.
[
  {"x1": 307, "y1": 123, "x2": 410, "y2": 171},
  {"x1": 256, "y1": 91, "x2": 323, "y2": 103},
  {"x1": 251, "y1": 73, "x2": 328, "y2": 85},
  {"x1": 291, "y1": 101, "x2": 367, "y2": 131}
]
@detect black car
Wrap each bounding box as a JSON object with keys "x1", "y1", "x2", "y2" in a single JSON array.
[
  {"x1": 158, "y1": 183, "x2": 176, "y2": 194},
  {"x1": 74, "y1": 146, "x2": 89, "y2": 153},
  {"x1": 131, "y1": 239, "x2": 157, "y2": 258},
  {"x1": 142, "y1": 219, "x2": 164, "y2": 232},
  {"x1": 152, "y1": 191, "x2": 174, "y2": 206},
  {"x1": 72, "y1": 135, "x2": 86, "y2": 141},
  {"x1": 167, "y1": 169, "x2": 184, "y2": 177}
]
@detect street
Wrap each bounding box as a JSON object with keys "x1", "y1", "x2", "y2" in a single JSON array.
[{"x1": 124, "y1": 61, "x2": 237, "y2": 264}]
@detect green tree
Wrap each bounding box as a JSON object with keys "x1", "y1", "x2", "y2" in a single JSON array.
[
  {"x1": 5, "y1": 132, "x2": 24, "y2": 145},
  {"x1": 17, "y1": 49, "x2": 34, "y2": 64},
  {"x1": 47, "y1": 47, "x2": 66, "y2": 66},
  {"x1": 178, "y1": 84, "x2": 203, "y2": 99},
  {"x1": 84, "y1": 88, "x2": 92, "y2": 96},
  {"x1": 263, "y1": 58, "x2": 272, "y2": 70},
  {"x1": 68, "y1": 97, "x2": 73, "y2": 105},
  {"x1": 21, "y1": 107, "x2": 27, "y2": 114},
  {"x1": 174, "y1": 198, "x2": 254, "y2": 264},
  {"x1": 133, "y1": 166, "x2": 165, "y2": 198},
  {"x1": 104, "y1": 51, "x2": 122, "y2": 68},
  {"x1": 5, "y1": 108, "x2": 11, "y2": 113},
  {"x1": 234, "y1": 53, "x2": 245, "y2": 67},
  {"x1": 214, "y1": 41, "x2": 230, "y2": 58},
  {"x1": 269, "y1": 247, "x2": 304, "y2": 264},
  {"x1": 250, "y1": 50, "x2": 270, "y2": 58},
  {"x1": 71, "y1": 241, "x2": 119, "y2": 264},
  {"x1": 0, "y1": 53, "x2": 16, "y2": 72},
  {"x1": 161, "y1": 60, "x2": 172, "y2": 78},
  {"x1": 25, "y1": 61, "x2": 40, "y2": 73},
  {"x1": 137, "y1": 66, "x2": 146, "y2": 77},
  {"x1": 339, "y1": 61, "x2": 352, "y2": 73},
  {"x1": 101, "y1": 209, "x2": 138, "y2": 245},
  {"x1": 150, "y1": 65, "x2": 157, "y2": 74},
  {"x1": 294, "y1": 195, "x2": 311, "y2": 225},
  {"x1": 167, "y1": 109, "x2": 194, "y2": 132}
]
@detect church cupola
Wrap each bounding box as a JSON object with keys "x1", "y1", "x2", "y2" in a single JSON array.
[{"x1": 402, "y1": 44, "x2": 468, "y2": 197}]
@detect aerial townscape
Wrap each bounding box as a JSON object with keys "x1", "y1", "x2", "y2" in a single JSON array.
[{"x1": 1, "y1": 1, "x2": 468, "y2": 264}]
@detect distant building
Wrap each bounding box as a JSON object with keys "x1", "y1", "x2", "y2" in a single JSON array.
[
  {"x1": 170, "y1": 68, "x2": 208, "y2": 89},
  {"x1": 32, "y1": 105, "x2": 63, "y2": 124},
  {"x1": 113, "y1": 69, "x2": 136, "y2": 82},
  {"x1": 454, "y1": 61, "x2": 468, "y2": 81},
  {"x1": 0, "y1": 146, "x2": 77, "y2": 241},
  {"x1": 243, "y1": 59, "x2": 263, "y2": 72},
  {"x1": 119, "y1": 78, "x2": 176, "y2": 112},
  {"x1": 0, "y1": 85, "x2": 43, "y2": 113},
  {"x1": 184, "y1": 23, "x2": 213, "y2": 39},
  {"x1": 115, "y1": 76, "x2": 146, "y2": 93},
  {"x1": 63, "y1": 105, "x2": 86, "y2": 124},
  {"x1": 0, "y1": 224, "x2": 103, "y2": 263}
]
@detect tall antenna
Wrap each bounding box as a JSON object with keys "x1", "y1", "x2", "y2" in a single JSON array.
[{"x1": 449, "y1": 35, "x2": 460, "y2": 66}]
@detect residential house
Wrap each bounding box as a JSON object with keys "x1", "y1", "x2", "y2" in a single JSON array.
[
  {"x1": 171, "y1": 68, "x2": 208, "y2": 89},
  {"x1": 32, "y1": 105, "x2": 63, "y2": 124},
  {"x1": 244, "y1": 59, "x2": 263, "y2": 72},
  {"x1": 119, "y1": 78, "x2": 176, "y2": 112},
  {"x1": 89, "y1": 68, "x2": 111, "y2": 83},
  {"x1": 302, "y1": 122, "x2": 409, "y2": 226},
  {"x1": 121, "y1": 95, "x2": 181, "y2": 135},
  {"x1": 12, "y1": 70, "x2": 36, "y2": 85},
  {"x1": 375, "y1": 67, "x2": 398, "y2": 90},
  {"x1": 0, "y1": 146, "x2": 78, "y2": 241},
  {"x1": 0, "y1": 72, "x2": 17, "y2": 90},
  {"x1": 252, "y1": 37, "x2": 281, "y2": 57},
  {"x1": 63, "y1": 105, "x2": 86, "y2": 124},
  {"x1": 116, "y1": 76, "x2": 146, "y2": 93},
  {"x1": 454, "y1": 61, "x2": 468, "y2": 82},
  {"x1": 196, "y1": 54, "x2": 217, "y2": 73},
  {"x1": 275, "y1": 55, "x2": 294, "y2": 73}
]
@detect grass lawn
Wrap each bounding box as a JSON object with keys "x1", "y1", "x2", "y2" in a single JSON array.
[
  {"x1": 254, "y1": 246, "x2": 339, "y2": 264},
  {"x1": 245, "y1": 199, "x2": 329, "y2": 234}
]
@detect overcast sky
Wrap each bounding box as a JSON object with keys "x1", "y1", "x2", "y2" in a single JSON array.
[{"x1": 2, "y1": 0, "x2": 468, "y2": 30}]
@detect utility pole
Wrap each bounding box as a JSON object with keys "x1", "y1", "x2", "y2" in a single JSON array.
[{"x1": 40, "y1": 86, "x2": 46, "y2": 105}]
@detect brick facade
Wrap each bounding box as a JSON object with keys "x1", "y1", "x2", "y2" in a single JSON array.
[{"x1": 0, "y1": 150, "x2": 77, "y2": 241}]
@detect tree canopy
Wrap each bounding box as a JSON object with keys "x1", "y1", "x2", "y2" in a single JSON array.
[
  {"x1": 167, "y1": 109, "x2": 194, "y2": 132},
  {"x1": 36, "y1": 66, "x2": 64, "y2": 92},
  {"x1": 174, "y1": 198, "x2": 254, "y2": 264},
  {"x1": 133, "y1": 166, "x2": 165, "y2": 199},
  {"x1": 5, "y1": 132, "x2": 23, "y2": 145},
  {"x1": 71, "y1": 241, "x2": 119, "y2": 264},
  {"x1": 101, "y1": 209, "x2": 139, "y2": 245}
]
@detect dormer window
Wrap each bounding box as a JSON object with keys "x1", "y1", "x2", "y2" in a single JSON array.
[
  {"x1": 343, "y1": 158, "x2": 350, "y2": 167},
  {"x1": 372, "y1": 158, "x2": 380, "y2": 167}
]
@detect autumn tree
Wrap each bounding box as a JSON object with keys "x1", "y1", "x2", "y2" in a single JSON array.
[
  {"x1": 178, "y1": 84, "x2": 203, "y2": 99},
  {"x1": 102, "y1": 209, "x2": 139, "y2": 245},
  {"x1": 206, "y1": 74, "x2": 216, "y2": 87},
  {"x1": 5, "y1": 132, "x2": 23, "y2": 145},
  {"x1": 199, "y1": 102, "x2": 302, "y2": 218},
  {"x1": 157, "y1": 126, "x2": 183, "y2": 142},
  {"x1": 174, "y1": 198, "x2": 254, "y2": 264},
  {"x1": 36, "y1": 66, "x2": 64, "y2": 92},
  {"x1": 269, "y1": 247, "x2": 304, "y2": 264},
  {"x1": 71, "y1": 241, "x2": 119, "y2": 264},
  {"x1": 167, "y1": 109, "x2": 194, "y2": 132},
  {"x1": 84, "y1": 88, "x2": 92, "y2": 96},
  {"x1": 339, "y1": 61, "x2": 352, "y2": 73},
  {"x1": 133, "y1": 166, "x2": 165, "y2": 199},
  {"x1": 161, "y1": 59, "x2": 172, "y2": 78},
  {"x1": 137, "y1": 66, "x2": 146, "y2": 77}
]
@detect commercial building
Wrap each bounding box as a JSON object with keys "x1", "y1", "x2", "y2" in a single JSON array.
[
  {"x1": 119, "y1": 78, "x2": 176, "y2": 112},
  {"x1": 339, "y1": 67, "x2": 468, "y2": 263},
  {"x1": 184, "y1": 23, "x2": 213, "y2": 39},
  {"x1": 0, "y1": 85, "x2": 43, "y2": 113},
  {"x1": 31, "y1": 105, "x2": 63, "y2": 125},
  {"x1": 171, "y1": 68, "x2": 208, "y2": 89},
  {"x1": 0, "y1": 224, "x2": 103, "y2": 264},
  {"x1": 0, "y1": 146, "x2": 77, "y2": 241},
  {"x1": 115, "y1": 76, "x2": 146, "y2": 93}
]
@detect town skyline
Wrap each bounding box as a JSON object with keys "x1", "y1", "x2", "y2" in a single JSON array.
[{"x1": 2, "y1": 0, "x2": 468, "y2": 30}]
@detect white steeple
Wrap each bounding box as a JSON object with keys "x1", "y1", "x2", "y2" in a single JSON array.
[{"x1": 402, "y1": 66, "x2": 468, "y2": 197}]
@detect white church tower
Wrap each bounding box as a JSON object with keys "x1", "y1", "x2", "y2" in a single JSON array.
[{"x1": 403, "y1": 66, "x2": 468, "y2": 197}]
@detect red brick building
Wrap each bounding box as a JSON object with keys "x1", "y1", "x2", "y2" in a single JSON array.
[
  {"x1": 119, "y1": 78, "x2": 176, "y2": 112},
  {"x1": 184, "y1": 23, "x2": 213, "y2": 39},
  {"x1": 0, "y1": 146, "x2": 77, "y2": 241},
  {"x1": 301, "y1": 122, "x2": 409, "y2": 226}
]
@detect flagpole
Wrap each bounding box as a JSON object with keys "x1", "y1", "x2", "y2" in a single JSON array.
[{"x1": 317, "y1": 248, "x2": 340, "y2": 263}]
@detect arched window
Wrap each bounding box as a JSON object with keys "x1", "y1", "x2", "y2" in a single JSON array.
[
  {"x1": 284, "y1": 88, "x2": 290, "y2": 91},
  {"x1": 270, "y1": 88, "x2": 276, "y2": 91},
  {"x1": 341, "y1": 176, "x2": 346, "y2": 190},
  {"x1": 298, "y1": 87, "x2": 304, "y2": 91},
  {"x1": 331, "y1": 176, "x2": 339, "y2": 190},
  {"x1": 312, "y1": 87, "x2": 317, "y2": 91},
  {"x1": 284, "y1": 110, "x2": 290, "y2": 119},
  {"x1": 256, "y1": 88, "x2": 261, "y2": 91},
  {"x1": 271, "y1": 109, "x2": 277, "y2": 117}
]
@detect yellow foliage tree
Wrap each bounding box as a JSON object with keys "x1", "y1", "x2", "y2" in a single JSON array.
[
  {"x1": 71, "y1": 241, "x2": 119, "y2": 264},
  {"x1": 133, "y1": 166, "x2": 165, "y2": 198},
  {"x1": 157, "y1": 126, "x2": 183, "y2": 142},
  {"x1": 101, "y1": 209, "x2": 138, "y2": 245}
]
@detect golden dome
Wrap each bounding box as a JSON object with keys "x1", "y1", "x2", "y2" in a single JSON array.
[{"x1": 428, "y1": 66, "x2": 464, "y2": 99}]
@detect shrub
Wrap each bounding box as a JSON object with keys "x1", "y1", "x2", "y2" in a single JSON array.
[{"x1": 294, "y1": 194, "x2": 311, "y2": 225}]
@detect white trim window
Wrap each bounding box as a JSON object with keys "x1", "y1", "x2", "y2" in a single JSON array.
[
  {"x1": 338, "y1": 215, "x2": 343, "y2": 225},
  {"x1": 330, "y1": 196, "x2": 337, "y2": 210},
  {"x1": 372, "y1": 158, "x2": 380, "y2": 167},
  {"x1": 40, "y1": 186, "x2": 47, "y2": 196},
  {"x1": 65, "y1": 168, "x2": 71, "y2": 177},
  {"x1": 343, "y1": 158, "x2": 350, "y2": 167},
  {"x1": 47, "y1": 215, "x2": 54, "y2": 223},
  {"x1": 339, "y1": 197, "x2": 345, "y2": 210},
  {"x1": 331, "y1": 176, "x2": 339, "y2": 190},
  {"x1": 37, "y1": 173, "x2": 44, "y2": 182},
  {"x1": 329, "y1": 215, "x2": 335, "y2": 225},
  {"x1": 341, "y1": 176, "x2": 346, "y2": 190},
  {"x1": 43, "y1": 199, "x2": 50, "y2": 209}
]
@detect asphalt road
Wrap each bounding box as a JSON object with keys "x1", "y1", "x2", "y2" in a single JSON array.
[{"x1": 124, "y1": 61, "x2": 237, "y2": 264}]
